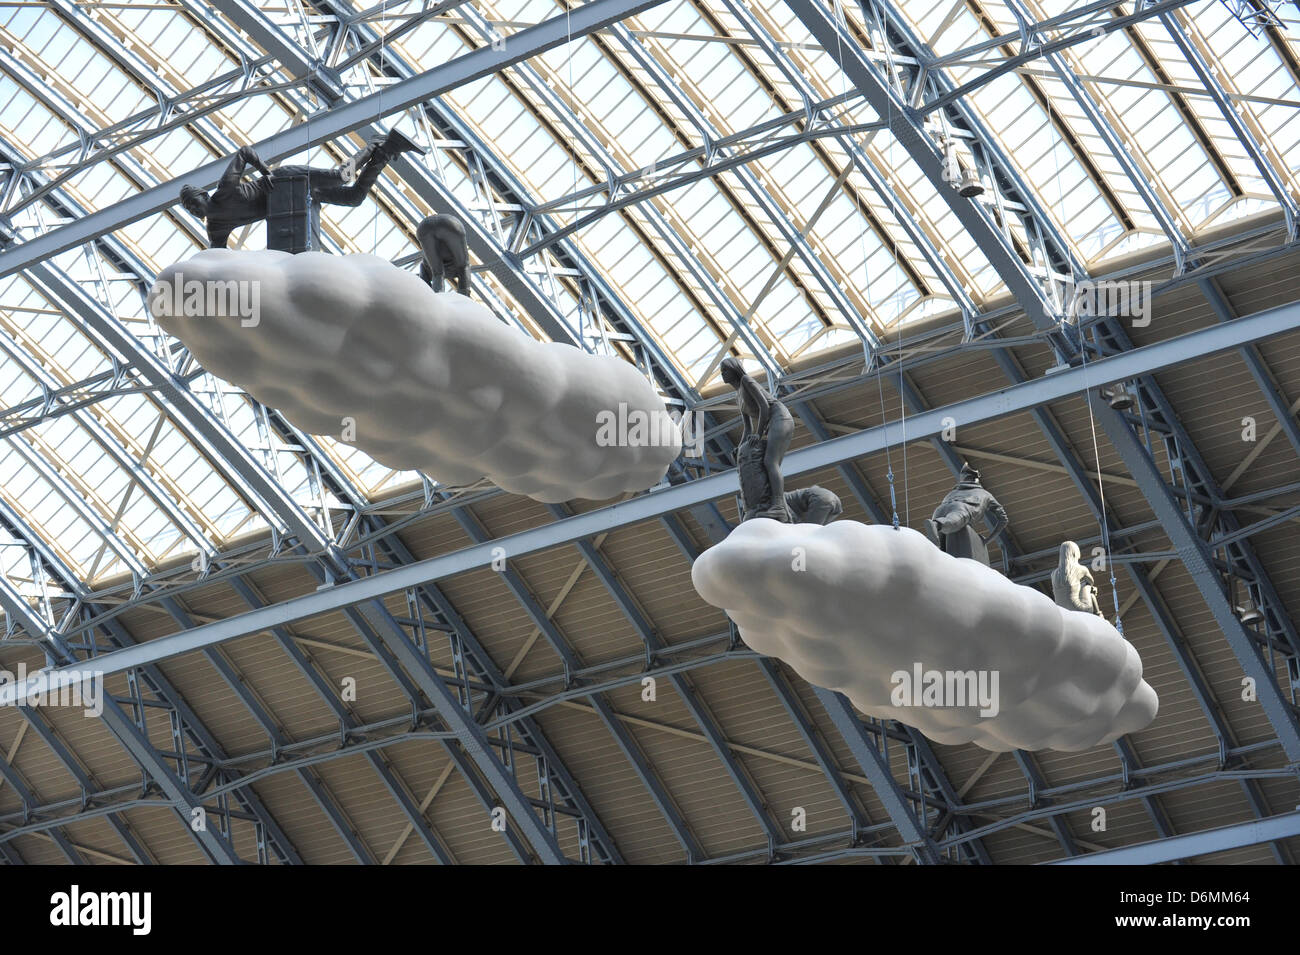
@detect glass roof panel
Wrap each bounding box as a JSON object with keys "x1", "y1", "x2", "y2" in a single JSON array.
[{"x1": 1, "y1": 0, "x2": 1294, "y2": 580}]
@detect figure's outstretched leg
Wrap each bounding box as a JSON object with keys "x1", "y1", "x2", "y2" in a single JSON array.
[
  {"x1": 763, "y1": 411, "x2": 794, "y2": 505},
  {"x1": 418, "y1": 216, "x2": 458, "y2": 293},
  {"x1": 420, "y1": 257, "x2": 444, "y2": 292},
  {"x1": 449, "y1": 256, "x2": 470, "y2": 296},
  {"x1": 321, "y1": 131, "x2": 424, "y2": 206},
  {"x1": 438, "y1": 217, "x2": 470, "y2": 296}
]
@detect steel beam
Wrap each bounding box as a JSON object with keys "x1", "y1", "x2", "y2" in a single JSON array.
[
  {"x1": 0, "y1": 0, "x2": 672, "y2": 280},
  {"x1": 1049, "y1": 811, "x2": 1300, "y2": 865},
  {"x1": 4, "y1": 298, "x2": 1297, "y2": 702},
  {"x1": 1092, "y1": 394, "x2": 1300, "y2": 763},
  {"x1": 0, "y1": 577, "x2": 243, "y2": 863},
  {"x1": 786, "y1": 0, "x2": 1071, "y2": 338},
  {"x1": 814, "y1": 689, "x2": 942, "y2": 864}
]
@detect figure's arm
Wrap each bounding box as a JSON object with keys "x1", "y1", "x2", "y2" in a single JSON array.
[
  {"x1": 982, "y1": 496, "x2": 1008, "y2": 542},
  {"x1": 217, "y1": 146, "x2": 269, "y2": 193},
  {"x1": 238, "y1": 145, "x2": 271, "y2": 177}
]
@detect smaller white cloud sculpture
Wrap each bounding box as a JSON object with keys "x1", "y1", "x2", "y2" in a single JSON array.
[
  {"x1": 150, "y1": 250, "x2": 680, "y2": 502},
  {"x1": 691, "y1": 519, "x2": 1158, "y2": 752}
]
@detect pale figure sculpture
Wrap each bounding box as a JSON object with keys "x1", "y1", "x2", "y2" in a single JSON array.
[{"x1": 1052, "y1": 541, "x2": 1105, "y2": 617}]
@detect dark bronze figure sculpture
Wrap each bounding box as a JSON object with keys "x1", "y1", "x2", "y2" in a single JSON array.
[
  {"x1": 722, "y1": 357, "x2": 793, "y2": 523},
  {"x1": 417, "y1": 214, "x2": 471, "y2": 295},
  {"x1": 178, "y1": 129, "x2": 423, "y2": 250},
  {"x1": 923, "y1": 462, "x2": 1008, "y2": 566},
  {"x1": 720, "y1": 357, "x2": 839, "y2": 526},
  {"x1": 783, "y1": 485, "x2": 843, "y2": 525}
]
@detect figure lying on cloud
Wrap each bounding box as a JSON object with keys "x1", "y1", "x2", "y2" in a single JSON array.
[{"x1": 694, "y1": 360, "x2": 1157, "y2": 753}]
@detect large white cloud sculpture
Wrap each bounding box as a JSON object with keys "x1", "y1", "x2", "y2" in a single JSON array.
[
  {"x1": 149, "y1": 250, "x2": 680, "y2": 502},
  {"x1": 691, "y1": 519, "x2": 1158, "y2": 752}
]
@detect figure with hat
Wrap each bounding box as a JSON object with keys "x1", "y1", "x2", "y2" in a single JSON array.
[{"x1": 924, "y1": 462, "x2": 1008, "y2": 567}]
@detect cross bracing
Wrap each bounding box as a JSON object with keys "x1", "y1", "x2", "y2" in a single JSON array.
[{"x1": 0, "y1": 0, "x2": 1296, "y2": 863}]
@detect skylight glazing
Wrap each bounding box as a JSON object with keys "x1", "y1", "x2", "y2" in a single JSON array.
[{"x1": 1, "y1": 0, "x2": 1296, "y2": 583}]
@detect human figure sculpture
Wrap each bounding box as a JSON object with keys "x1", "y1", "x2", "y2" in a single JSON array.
[
  {"x1": 783, "y1": 485, "x2": 842, "y2": 525},
  {"x1": 721, "y1": 357, "x2": 793, "y2": 522},
  {"x1": 735, "y1": 441, "x2": 842, "y2": 525},
  {"x1": 1052, "y1": 541, "x2": 1104, "y2": 617},
  {"x1": 417, "y1": 214, "x2": 471, "y2": 295},
  {"x1": 923, "y1": 462, "x2": 1008, "y2": 566},
  {"x1": 737, "y1": 435, "x2": 792, "y2": 522},
  {"x1": 178, "y1": 129, "x2": 424, "y2": 249}
]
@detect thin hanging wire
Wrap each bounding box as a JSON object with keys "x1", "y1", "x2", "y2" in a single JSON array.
[
  {"x1": 565, "y1": 0, "x2": 579, "y2": 339},
  {"x1": 1045, "y1": 54, "x2": 1124, "y2": 633},
  {"x1": 829, "y1": 0, "x2": 900, "y2": 529},
  {"x1": 891, "y1": 55, "x2": 908, "y2": 530},
  {"x1": 374, "y1": 0, "x2": 389, "y2": 256}
]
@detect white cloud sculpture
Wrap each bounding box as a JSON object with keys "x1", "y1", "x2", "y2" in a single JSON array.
[
  {"x1": 691, "y1": 519, "x2": 1158, "y2": 752},
  {"x1": 150, "y1": 250, "x2": 680, "y2": 502}
]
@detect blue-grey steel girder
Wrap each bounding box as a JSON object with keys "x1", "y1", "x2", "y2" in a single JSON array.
[
  {"x1": 1000, "y1": 0, "x2": 1193, "y2": 271},
  {"x1": 0, "y1": 0, "x2": 675, "y2": 281},
  {"x1": 1094, "y1": 395, "x2": 1300, "y2": 764},
  {"x1": 786, "y1": 0, "x2": 1074, "y2": 353},
  {"x1": 1012, "y1": 750, "x2": 1079, "y2": 856},
  {"x1": 814, "y1": 689, "x2": 943, "y2": 863},
  {"x1": 721, "y1": 0, "x2": 979, "y2": 316},
  {"x1": 597, "y1": 10, "x2": 886, "y2": 354},
  {"x1": 434, "y1": 505, "x2": 698, "y2": 860},
  {"x1": 165, "y1": 580, "x2": 459, "y2": 865},
  {"x1": 251, "y1": 404, "x2": 624, "y2": 863},
  {"x1": 0, "y1": 740, "x2": 84, "y2": 863},
  {"x1": 658, "y1": 508, "x2": 918, "y2": 862},
  {"x1": 6, "y1": 296, "x2": 1297, "y2": 702},
  {"x1": 1198, "y1": 276, "x2": 1300, "y2": 460},
  {"x1": 356, "y1": 530, "x2": 621, "y2": 864},
  {"x1": 0, "y1": 575, "x2": 244, "y2": 863},
  {"x1": 16, "y1": 251, "x2": 577, "y2": 862},
  {"x1": 789, "y1": 0, "x2": 1300, "y2": 779},
  {"x1": 536, "y1": 504, "x2": 789, "y2": 854},
  {"x1": 923, "y1": 0, "x2": 1198, "y2": 89},
  {"x1": 1049, "y1": 810, "x2": 1300, "y2": 865},
  {"x1": 434, "y1": 4, "x2": 785, "y2": 379},
  {"x1": 14, "y1": 706, "x2": 153, "y2": 864},
  {"x1": 0, "y1": 496, "x2": 305, "y2": 863},
  {"x1": 0, "y1": 327, "x2": 216, "y2": 560}
]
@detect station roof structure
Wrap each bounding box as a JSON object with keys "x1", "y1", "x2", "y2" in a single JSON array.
[{"x1": 0, "y1": 0, "x2": 1297, "y2": 864}]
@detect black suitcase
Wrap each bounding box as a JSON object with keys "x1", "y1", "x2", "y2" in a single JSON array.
[{"x1": 265, "y1": 170, "x2": 321, "y2": 253}]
